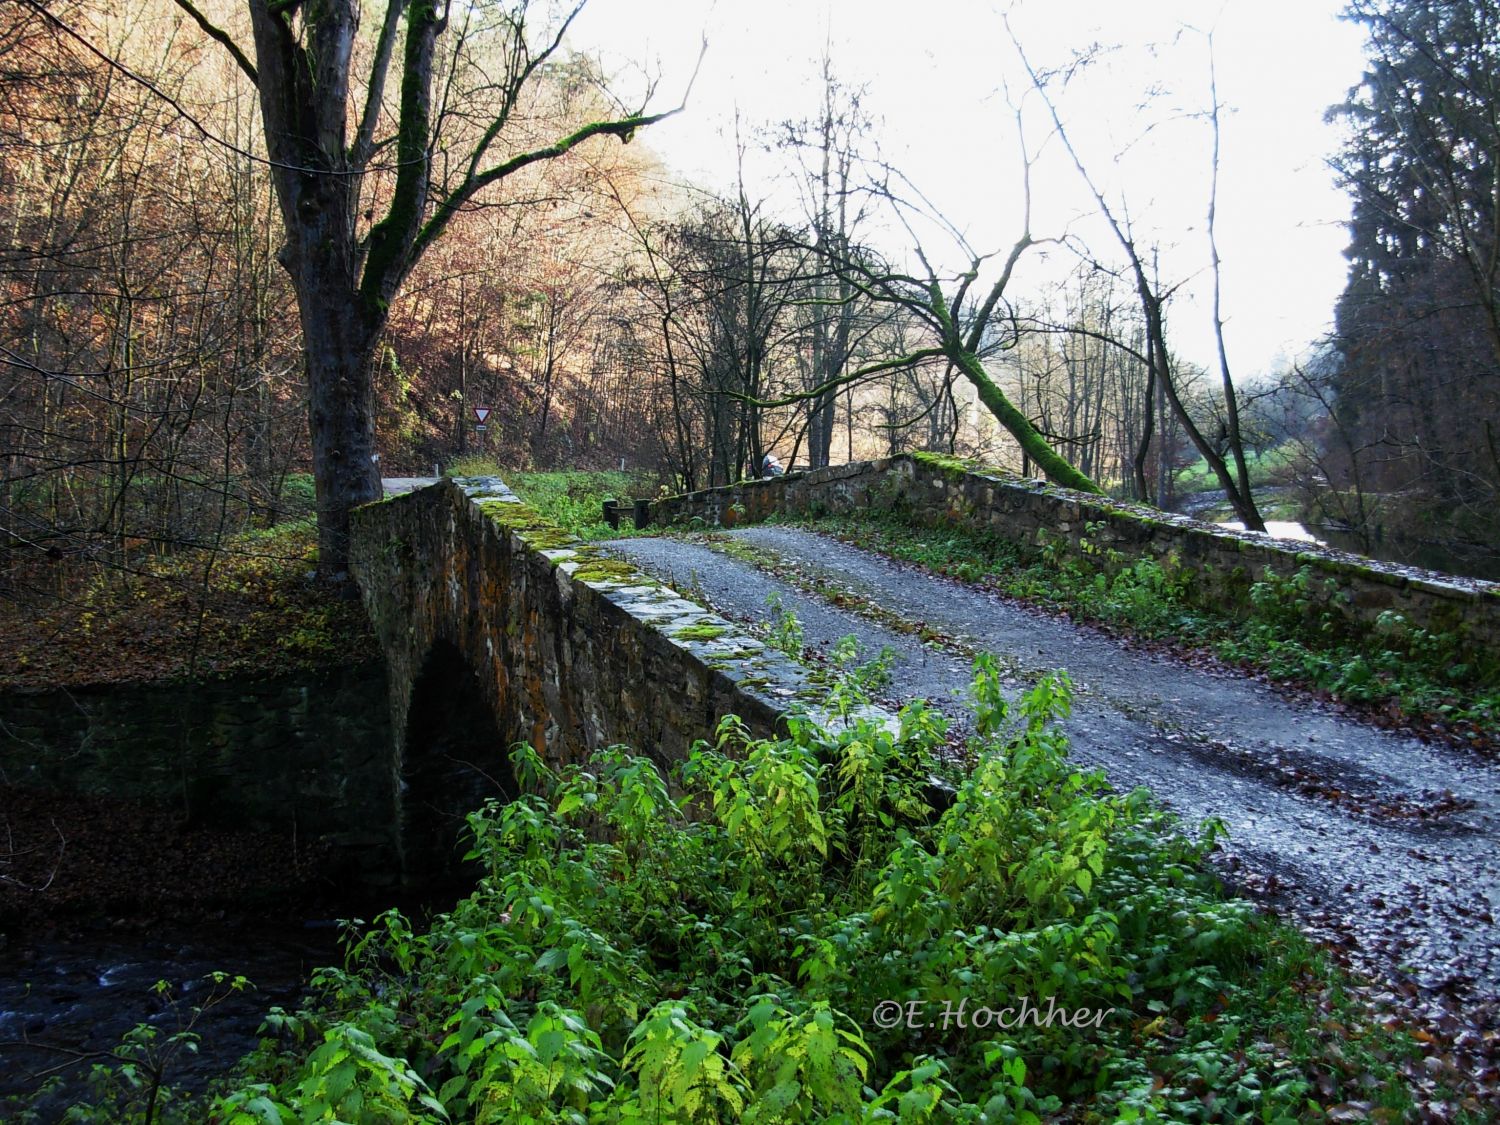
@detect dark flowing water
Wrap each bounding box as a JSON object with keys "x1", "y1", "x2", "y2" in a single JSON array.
[
  {"x1": 1315, "y1": 522, "x2": 1500, "y2": 583},
  {"x1": 0, "y1": 643, "x2": 510, "y2": 1119},
  {"x1": 0, "y1": 919, "x2": 346, "y2": 1118},
  {"x1": 1218, "y1": 517, "x2": 1500, "y2": 582}
]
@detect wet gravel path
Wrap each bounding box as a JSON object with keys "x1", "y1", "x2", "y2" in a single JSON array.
[{"x1": 604, "y1": 527, "x2": 1500, "y2": 1002}]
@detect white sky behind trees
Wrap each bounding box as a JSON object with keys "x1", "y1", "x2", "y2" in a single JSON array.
[{"x1": 568, "y1": 0, "x2": 1369, "y2": 380}]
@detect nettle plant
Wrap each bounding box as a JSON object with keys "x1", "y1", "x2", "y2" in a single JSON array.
[{"x1": 35, "y1": 659, "x2": 1413, "y2": 1122}]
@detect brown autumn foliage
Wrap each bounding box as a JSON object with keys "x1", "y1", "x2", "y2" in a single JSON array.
[{"x1": 0, "y1": 0, "x2": 672, "y2": 630}]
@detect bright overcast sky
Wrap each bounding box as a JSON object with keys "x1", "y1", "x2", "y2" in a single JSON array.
[{"x1": 567, "y1": 0, "x2": 1369, "y2": 379}]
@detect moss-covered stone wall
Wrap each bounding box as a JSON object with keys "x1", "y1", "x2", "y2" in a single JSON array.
[{"x1": 647, "y1": 455, "x2": 1500, "y2": 649}]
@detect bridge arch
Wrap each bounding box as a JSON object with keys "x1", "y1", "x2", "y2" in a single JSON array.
[{"x1": 401, "y1": 639, "x2": 517, "y2": 889}]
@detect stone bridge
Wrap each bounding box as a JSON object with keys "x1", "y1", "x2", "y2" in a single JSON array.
[
  {"x1": 646, "y1": 453, "x2": 1500, "y2": 648},
  {"x1": 351, "y1": 458, "x2": 1499, "y2": 888},
  {"x1": 347, "y1": 476, "x2": 828, "y2": 883}
]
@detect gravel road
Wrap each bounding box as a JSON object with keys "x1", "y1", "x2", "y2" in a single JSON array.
[{"x1": 604, "y1": 526, "x2": 1500, "y2": 1002}]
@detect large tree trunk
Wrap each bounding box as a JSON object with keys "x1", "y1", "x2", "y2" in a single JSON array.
[
  {"x1": 205, "y1": 0, "x2": 681, "y2": 577},
  {"x1": 247, "y1": 0, "x2": 381, "y2": 579},
  {"x1": 299, "y1": 288, "x2": 382, "y2": 580},
  {"x1": 282, "y1": 215, "x2": 384, "y2": 580}
]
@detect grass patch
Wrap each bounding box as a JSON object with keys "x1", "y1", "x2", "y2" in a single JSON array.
[
  {"x1": 792, "y1": 511, "x2": 1500, "y2": 744},
  {"x1": 1173, "y1": 444, "x2": 1299, "y2": 496},
  {"x1": 28, "y1": 664, "x2": 1445, "y2": 1121},
  {"x1": 448, "y1": 461, "x2": 659, "y2": 541},
  {"x1": 1192, "y1": 490, "x2": 1303, "y2": 526}
]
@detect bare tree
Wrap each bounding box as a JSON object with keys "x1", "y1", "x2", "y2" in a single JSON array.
[
  {"x1": 62, "y1": 0, "x2": 701, "y2": 576},
  {"x1": 1012, "y1": 26, "x2": 1266, "y2": 526},
  {"x1": 2, "y1": 1, "x2": 302, "y2": 599},
  {"x1": 781, "y1": 55, "x2": 877, "y2": 469},
  {"x1": 838, "y1": 206, "x2": 1102, "y2": 490},
  {"x1": 1202, "y1": 30, "x2": 1262, "y2": 527}
]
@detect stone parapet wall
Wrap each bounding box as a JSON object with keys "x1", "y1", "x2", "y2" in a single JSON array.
[
  {"x1": 647, "y1": 455, "x2": 1500, "y2": 650},
  {"x1": 0, "y1": 664, "x2": 394, "y2": 874},
  {"x1": 350, "y1": 478, "x2": 841, "y2": 808}
]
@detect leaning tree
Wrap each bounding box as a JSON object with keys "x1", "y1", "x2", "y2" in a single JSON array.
[
  {"x1": 152, "y1": 0, "x2": 692, "y2": 577},
  {"x1": 762, "y1": 155, "x2": 1104, "y2": 495}
]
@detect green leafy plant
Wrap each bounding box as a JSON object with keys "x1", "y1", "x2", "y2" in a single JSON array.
[
  {"x1": 25, "y1": 663, "x2": 1431, "y2": 1121},
  {"x1": 764, "y1": 591, "x2": 804, "y2": 659}
]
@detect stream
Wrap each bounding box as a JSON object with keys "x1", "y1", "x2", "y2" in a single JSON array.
[
  {"x1": 1178, "y1": 487, "x2": 1500, "y2": 581},
  {"x1": 0, "y1": 775, "x2": 415, "y2": 1118},
  {"x1": 0, "y1": 920, "x2": 345, "y2": 1116}
]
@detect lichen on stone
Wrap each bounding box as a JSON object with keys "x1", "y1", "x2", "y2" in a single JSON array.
[
  {"x1": 474, "y1": 498, "x2": 577, "y2": 551},
  {"x1": 570, "y1": 558, "x2": 643, "y2": 584},
  {"x1": 910, "y1": 450, "x2": 1002, "y2": 480}
]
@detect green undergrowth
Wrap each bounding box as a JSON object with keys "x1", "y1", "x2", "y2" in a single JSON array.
[
  {"x1": 792, "y1": 512, "x2": 1500, "y2": 742},
  {"x1": 0, "y1": 519, "x2": 374, "y2": 689},
  {"x1": 450, "y1": 462, "x2": 659, "y2": 541},
  {"x1": 19, "y1": 662, "x2": 1442, "y2": 1123},
  {"x1": 1171, "y1": 446, "x2": 1298, "y2": 497}
]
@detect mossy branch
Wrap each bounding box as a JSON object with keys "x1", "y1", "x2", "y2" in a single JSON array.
[
  {"x1": 411, "y1": 105, "x2": 688, "y2": 268},
  {"x1": 718, "y1": 347, "x2": 948, "y2": 409},
  {"x1": 359, "y1": 0, "x2": 441, "y2": 315},
  {"x1": 169, "y1": 0, "x2": 259, "y2": 86}
]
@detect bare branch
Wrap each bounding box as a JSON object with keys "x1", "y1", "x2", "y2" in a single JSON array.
[
  {"x1": 350, "y1": 0, "x2": 407, "y2": 169},
  {"x1": 0, "y1": 818, "x2": 65, "y2": 893},
  {"x1": 411, "y1": 35, "x2": 707, "y2": 274},
  {"x1": 719, "y1": 348, "x2": 950, "y2": 409}
]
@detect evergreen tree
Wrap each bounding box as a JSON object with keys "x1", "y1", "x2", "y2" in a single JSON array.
[{"x1": 1330, "y1": 0, "x2": 1500, "y2": 546}]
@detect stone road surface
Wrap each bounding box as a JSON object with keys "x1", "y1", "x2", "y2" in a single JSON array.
[{"x1": 604, "y1": 526, "x2": 1500, "y2": 1002}]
